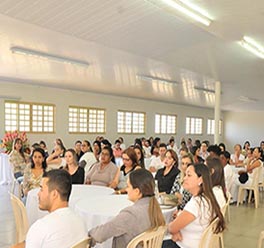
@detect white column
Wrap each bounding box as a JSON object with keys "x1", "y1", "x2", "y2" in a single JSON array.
[{"x1": 214, "y1": 81, "x2": 221, "y2": 144}]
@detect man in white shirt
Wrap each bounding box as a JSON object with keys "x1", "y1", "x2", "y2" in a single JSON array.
[
  {"x1": 12, "y1": 169, "x2": 87, "y2": 248},
  {"x1": 118, "y1": 137, "x2": 126, "y2": 150},
  {"x1": 220, "y1": 151, "x2": 234, "y2": 193},
  {"x1": 142, "y1": 139, "x2": 151, "y2": 158},
  {"x1": 167, "y1": 138, "x2": 178, "y2": 153},
  {"x1": 199, "y1": 141, "x2": 209, "y2": 160},
  {"x1": 149, "y1": 143, "x2": 167, "y2": 172}
]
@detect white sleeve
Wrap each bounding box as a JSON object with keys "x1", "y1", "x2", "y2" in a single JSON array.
[
  {"x1": 26, "y1": 221, "x2": 45, "y2": 248},
  {"x1": 183, "y1": 197, "x2": 199, "y2": 217},
  {"x1": 149, "y1": 158, "x2": 157, "y2": 168}
]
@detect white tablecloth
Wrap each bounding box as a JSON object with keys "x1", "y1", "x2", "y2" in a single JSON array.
[
  {"x1": 26, "y1": 184, "x2": 114, "y2": 226},
  {"x1": 0, "y1": 153, "x2": 13, "y2": 185},
  {"x1": 26, "y1": 185, "x2": 175, "y2": 248},
  {"x1": 75, "y1": 195, "x2": 175, "y2": 248}
]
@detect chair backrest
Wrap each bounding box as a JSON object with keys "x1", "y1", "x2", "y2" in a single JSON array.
[
  {"x1": 251, "y1": 165, "x2": 262, "y2": 187},
  {"x1": 221, "y1": 191, "x2": 231, "y2": 216},
  {"x1": 258, "y1": 161, "x2": 264, "y2": 184},
  {"x1": 199, "y1": 217, "x2": 221, "y2": 248},
  {"x1": 71, "y1": 237, "x2": 91, "y2": 248},
  {"x1": 10, "y1": 193, "x2": 29, "y2": 243},
  {"x1": 127, "y1": 225, "x2": 167, "y2": 248}
]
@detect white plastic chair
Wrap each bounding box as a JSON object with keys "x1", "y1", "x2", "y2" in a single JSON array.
[
  {"x1": 222, "y1": 191, "x2": 231, "y2": 222},
  {"x1": 127, "y1": 225, "x2": 167, "y2": 248},
  {"x1": 199, "y1": 217, "x2": 223, "y2": 248},
  {"x1": 71, "y1": 237, "x2": 91, "y2": 248},
  {"x1": 258, "y1": 162, "x2": 264, "y2": 192},
  {"x1": 237, "y1": 166, "x2": 262, "y2": 208},
  {"x1": 10, "y1": 193, "x2": 29, "y2": 244}
]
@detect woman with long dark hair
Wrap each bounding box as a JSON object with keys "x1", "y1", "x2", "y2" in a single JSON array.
[
  {"x1": 163, "y1": 163, "x2": 226, "y2": 248},
  {"x1": 89, "y1": 169, "x2": 166, "y2": 248},
  {"x1": 206, "y1": 157, "x2": 227, "y2": 209},
  {"x1": 134, "y1": 145, "x2": 145, "y2": 169},
  {"x1": 93, "y1": 140, "x2": 102, "y2": 161},
  {"x1": 64, "y1": 149, "x2": 84, "y2": 184},
  {"x1": 190, "y1": 146, "x2": 204, "y2": 164},
  {"x1": 23, "y1": 148, "x2": 47, "y2": 196},
  {"x1": 46, "y1": 143, "x2": 66, "y2": 170}
]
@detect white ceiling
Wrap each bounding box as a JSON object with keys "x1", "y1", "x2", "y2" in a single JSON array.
[{"x1": 0, "y1": 0, "x2": 264, "y2": 111}]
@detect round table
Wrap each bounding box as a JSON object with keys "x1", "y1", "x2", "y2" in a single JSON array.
[
  {"x1": 0, "y1": 153, "x2": 13, "y2": 185},
  {"x1": 26, "y1": 184, "x2": 115, "y2": 226},
  {"x1": 75, "y1": 195, "x2": 176, "y2": 248}
]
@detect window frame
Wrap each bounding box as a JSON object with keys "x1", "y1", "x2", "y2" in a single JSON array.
[
  {"x1": 5, "y1": 101, "x2": 55, "y2": 133},
  {"x1": 68, "y1": 105, "x2": 106, "y2": 134},
  {"x1": 155, "y1": 113, "x2": 177, "y2": 134},
  {"x1": 207, "y1": 119, "x2": 223, "y2": 135},
  {"x1": 117, "y1": 110, "x2": 146, "y2": 134},
  {"x1": 185, "y1": 116, "x2": 203, "y2": 135}
]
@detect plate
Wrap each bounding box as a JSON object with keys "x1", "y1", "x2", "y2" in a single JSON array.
[{"x1": 159, "y1": 204, "x2": 174, "y2": 209}]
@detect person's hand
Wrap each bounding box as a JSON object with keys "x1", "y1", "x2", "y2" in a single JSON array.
[
  {"x1": 171, "y1": 231, "x2": 182, "y2": 242},
  {"x1": 109, "y1": 181, "x2": 117, "y2": 189},
  {"x1": 175, "y1": 192, "x2": 182, "y2": 203},
  {"x1": 172, "y1": 209, "x2": 182, "y2": 219}
]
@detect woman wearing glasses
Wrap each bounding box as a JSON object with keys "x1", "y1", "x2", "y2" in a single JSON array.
[
  {"x1": 85, "y1": 146, "x2": 117, "y2": 187},
  {"x1": 110, "y1": 147, "x2": 141, "y2": 194}
]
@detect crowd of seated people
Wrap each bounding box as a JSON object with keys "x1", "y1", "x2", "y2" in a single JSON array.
[{"x1": 9, "y1": 135, "x2": 264, "y2": 247}]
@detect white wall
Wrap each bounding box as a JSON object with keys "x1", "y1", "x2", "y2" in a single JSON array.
[
  {"x1": 0, "y1": 82, "x2": 222, "y2": 151},
  {"x1": 224, "y1": 111, "x2": 264, "y2": 151}
]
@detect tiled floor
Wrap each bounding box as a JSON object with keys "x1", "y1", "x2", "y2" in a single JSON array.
[{"x1": 0, "y1": 184, "x2": 263, "y2": 248}]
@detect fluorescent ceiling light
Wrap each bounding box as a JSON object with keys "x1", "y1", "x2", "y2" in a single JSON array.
[
  {"x1": 194, "y1": 86, "x2": 215, "y2": 94},
  {"x1": 240, "y1": 36, "x2": 264, "y2": 59},
  {"x1": 10, "y1": 46, "x2": 89, "y2": 67},
  {"x1": 238, "y1": 95, "x2": 258, "y2": 103},
  {"x1": 161, "y1": 0, "x2": 212, "y2": 26},
  {"x1": 137, "y1": 74, "x2": 179, "y2": 85}
]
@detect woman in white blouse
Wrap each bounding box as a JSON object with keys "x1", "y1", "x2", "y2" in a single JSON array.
[
  {"x1": 231, "y1": 147, "x2": 262, "y2": 203},
  {"x1": 46, "y1": 144, "x2": 66, "y2": 170},
  {"x1": 163, "y1": 163, "x2": 225, "y2": 248}
]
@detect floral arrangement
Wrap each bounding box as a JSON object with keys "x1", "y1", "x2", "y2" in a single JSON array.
[{"x1": 0, "y1": 130, "x2": 29, "y2": 153}]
